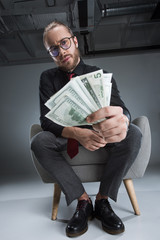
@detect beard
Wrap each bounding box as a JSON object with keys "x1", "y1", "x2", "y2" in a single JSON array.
[{"x1": 56, "y1": 48, "x2": 80, "y2": 72}]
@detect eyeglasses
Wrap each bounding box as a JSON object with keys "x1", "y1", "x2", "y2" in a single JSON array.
[{"x1": 48, "y1": 36, "x2": 74, "y2": 58}]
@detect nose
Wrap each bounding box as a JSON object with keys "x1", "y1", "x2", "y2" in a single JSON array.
[{"x1": 58, "y1": 46, "x2": 67, "y2": 57}]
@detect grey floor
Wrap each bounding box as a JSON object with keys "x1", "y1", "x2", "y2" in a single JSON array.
[{"x1": 1, "y1": 166, "x2": 160, "y2": 240}]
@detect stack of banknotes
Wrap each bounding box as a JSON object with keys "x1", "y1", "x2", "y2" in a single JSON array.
[{"x1": 45, "y1": 69, "x2": 112, "y2": 127}]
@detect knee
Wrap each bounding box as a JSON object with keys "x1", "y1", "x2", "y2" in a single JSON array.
[
  {"x1": 31, "y1": 131, "x2": 56, "y2": 153},
  {"x1": 127, "y1": 123, "x2": 142, "y2": 149}
]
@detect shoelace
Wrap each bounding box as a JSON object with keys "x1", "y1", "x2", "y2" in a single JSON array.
[{"x1": 100, "y1": 199, "x2": 113, "y2": 213}]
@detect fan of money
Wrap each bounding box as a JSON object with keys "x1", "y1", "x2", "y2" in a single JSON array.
[{"x1": 45, "y1": 69, "x2": 112, "y2": 127}]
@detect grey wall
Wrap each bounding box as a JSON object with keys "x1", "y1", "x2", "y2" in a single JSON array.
[{"x1": 0, "y1": 51, "x2": 160, "y2": 181}]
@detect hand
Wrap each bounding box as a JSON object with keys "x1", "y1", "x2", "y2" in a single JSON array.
[
  {"x1": 86, "y1": 106, "x2": 129, "y2": 144},
  {"x1": 74, "y1": 128, "x2": 107, "y2": 151}
]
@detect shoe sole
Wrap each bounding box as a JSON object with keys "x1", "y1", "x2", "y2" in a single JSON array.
[
  {"x1": 66, "y1": 215, "x2": 93, "y2": 237},
  {"x1": 66, "y1": 225, "x2": 88, "y2": 238},
  {"x1": 102, "y1": 225, "x2": 125, "y2": 235},
  {"x1": 95, "y1": 216, "x2": 125, "y2": 235}
]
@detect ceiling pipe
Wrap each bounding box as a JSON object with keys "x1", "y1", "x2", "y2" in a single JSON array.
[
  {"x1": 102, "y1": 3, "x2": 157, "y2": 18},
  {"x1": 86, "y1": 45, "x2": 160, "y2": 57}
]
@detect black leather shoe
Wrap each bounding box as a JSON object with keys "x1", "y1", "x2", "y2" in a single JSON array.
[
  {"x1": 66, "y1": 199, "x2": 93, "y2": 237},
  {"x1": 95, "y1": 199, "x2": 125, "y2": 235}
]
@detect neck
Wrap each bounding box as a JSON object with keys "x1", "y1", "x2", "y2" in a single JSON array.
[{"x1": 69, "y1": 57, "x2": 80, "y2": 73}]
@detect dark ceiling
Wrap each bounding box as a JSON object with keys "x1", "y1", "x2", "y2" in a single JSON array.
[{"x1": 0, "y1": 0, "x2": 160, "y2": 66}]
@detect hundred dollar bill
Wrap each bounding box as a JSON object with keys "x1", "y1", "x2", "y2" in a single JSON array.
[
  {"x1": 103, "y1": 73, "x2": 112, "y2": 106},
  {"x1": 45, "y1": 95, "x2": 91, "y2": 127},
  {"x1": 104, "y1": 82, "x2": 112, "y2": 106},
  {"x1": 45, "y1": 80, "x2": 96, "y2": 112},
  {"x1": 73, "y1": 76, "x2": 100, "y2": 110},
  {"x1": 103, "y1": 73, "x2": 112, "y2": 83},
  {"x1": 81, "y1": 77, "x2": 102, "y2": 108},
  {"x1": 73, "y1": 75, "x2": 102, "y2": 110}
]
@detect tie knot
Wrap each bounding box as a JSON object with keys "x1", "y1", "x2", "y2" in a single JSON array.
[{"x1": 68, "y1": 73, "x2": 75, "y2": 80}]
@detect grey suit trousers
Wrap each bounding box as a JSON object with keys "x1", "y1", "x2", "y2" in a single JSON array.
[{"x1": 31, "y1": 124, "x2": 142, "y2": 205}]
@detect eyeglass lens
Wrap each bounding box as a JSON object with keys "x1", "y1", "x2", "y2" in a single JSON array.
[{"x1": 49, "y1": 37, "x2": 72, "y2": 57}]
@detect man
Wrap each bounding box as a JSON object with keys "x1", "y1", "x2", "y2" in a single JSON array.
[{"x1": 31, "y1": 21, "x2": 142, "y2": 237}]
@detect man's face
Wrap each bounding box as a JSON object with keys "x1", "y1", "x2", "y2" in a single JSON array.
[{"x1": 45, "y1": 25, "x2": 80, "y2": 72}]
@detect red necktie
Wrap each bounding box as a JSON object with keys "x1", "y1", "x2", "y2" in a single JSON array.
[{"x1": 67, "y1": 73, "x2": 79, "y2": 159}]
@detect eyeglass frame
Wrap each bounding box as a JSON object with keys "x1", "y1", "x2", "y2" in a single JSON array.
[{"x1": 47, "y1": 36, "x2": 75, "y2": 58}]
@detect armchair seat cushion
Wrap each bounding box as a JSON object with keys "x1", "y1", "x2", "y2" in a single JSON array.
[{"x1": 62, "y1": 147, "x2": 108, "y2": 166}]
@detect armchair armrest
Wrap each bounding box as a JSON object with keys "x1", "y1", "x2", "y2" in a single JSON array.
[{"x1": 124, "y1": 116, "x2": 151, "y2": 179}]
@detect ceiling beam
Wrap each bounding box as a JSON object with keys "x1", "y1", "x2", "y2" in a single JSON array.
[
  {"x1": 0, "y1": 0, "x2": 10, "y2": 9},
  {"x1": 0, "y1": 0, "x2": 5, "y2": 9},
  {"x1": 0, "y1": 6, "x2": 68, "y2": 16},
  {"x1": 17, "y1": 32, "x2": 36, "y2": 58}
]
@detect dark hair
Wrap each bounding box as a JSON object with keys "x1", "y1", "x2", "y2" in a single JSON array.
[{"x1": 43, "y1": 21, "x2": 74, "y2": 47}]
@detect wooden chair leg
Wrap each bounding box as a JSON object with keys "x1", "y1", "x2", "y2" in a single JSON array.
[
  {"x1": 51, "y1": 183, "x2": 61, "y2": 220},
  {"x1": 123, "y1": 179, "x2": 140, "y2": 215}
]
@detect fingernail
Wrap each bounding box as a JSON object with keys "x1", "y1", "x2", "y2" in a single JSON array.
[{"x1": 86, "y1": 116, "x2": 90, "y2": 123}]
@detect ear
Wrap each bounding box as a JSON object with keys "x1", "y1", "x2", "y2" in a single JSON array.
[{"x1": 73, "y1": 36, "x2": 78, "y2": 48}]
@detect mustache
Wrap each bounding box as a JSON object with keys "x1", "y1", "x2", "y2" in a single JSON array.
[{"x1": 60, "y1": 54, "x2": 71, "y2": 61}]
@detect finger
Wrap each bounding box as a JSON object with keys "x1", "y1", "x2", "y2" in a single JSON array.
[
  {"x1": 93, "y1": 118, "x2": 112, "y2": 132},
  {"x1": 92, "y1": 134, "x2": 107, "y2": 144},
  {"x1": 91, "y1": 130, "x2": 107, "y2": 143},
  {"x1": 102, "y1": 127, "x2": 121, "y2": 139},
  {"x1": 92, "y1": 129, "x2": 104, "y2": 138},
  {"x1": 90, "y1": 143, "x2": 106, "y2": 151},
  {"x1": 93, "y1": 113, "x2": 127, "y2": 133},
  {"x1": 86, "y1": 106, "x2": 123, "y2": 123},
  {"x1": 101, "y1": 120, "x2": 126, "y2": 136},
  {"x1": 87, "y1": 141, "x2": 107, "y2": 151},
  {"x1": 93, "y1": 141, "x2": 107, "y2": 148},
  {"x1": 105, "y1": 131, "x2": 127, "y2": 143},
  {"x1": 88, "y1": 145, "x2": 99, "y2": 151},
  {"x1": 101, "y1": 122, "x2": 128, "y2": 140}
]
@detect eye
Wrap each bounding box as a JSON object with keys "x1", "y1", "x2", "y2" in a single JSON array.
[
  {"x1": 61, "y1": 39, "x2": 67, "y2": 46},
  {"x1": 50, "y1": 46, "x2": 57, "y2": 51}
]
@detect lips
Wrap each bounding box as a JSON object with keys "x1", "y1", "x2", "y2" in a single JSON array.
[{"x1": 62, "y1": 55, "x2": 71, "y2": 63}]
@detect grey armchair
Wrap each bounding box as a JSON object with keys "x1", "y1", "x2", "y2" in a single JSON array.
[{"x1": 30, "y1": 116, "x2": 151, "y2": 220}]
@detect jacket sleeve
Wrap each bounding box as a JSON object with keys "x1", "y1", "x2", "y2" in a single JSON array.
[
  {"x1": 110, "y1": 76, "x2": 131, "y2": 122},
  {"x1": 39, "y1": 70, "x2": 65, "y2": 137}
]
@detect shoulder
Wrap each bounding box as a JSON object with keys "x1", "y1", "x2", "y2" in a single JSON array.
[
  {"x1": 83, "y1": 62, "x2": 109, "y2": 74},
  {"x1": 84, "y1": 63, "x2": 100, "y2": 73}
]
